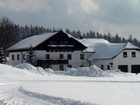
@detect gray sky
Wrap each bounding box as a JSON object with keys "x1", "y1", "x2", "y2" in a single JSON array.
[{"x1": 0, "y1": 0, "x2": 140, "y2": 40}]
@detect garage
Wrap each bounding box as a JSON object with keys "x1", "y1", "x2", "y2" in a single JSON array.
[
  {"x1": 131, "y1": 65, "x2": 140, "y2": 73},
  {"x1": 118, "y1": 65, "x2": 128, "y2": 72}
]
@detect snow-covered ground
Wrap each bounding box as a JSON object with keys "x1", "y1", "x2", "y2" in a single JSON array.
[{"x1": 0, "y1": 64, "x2": 140, "y2": 105}]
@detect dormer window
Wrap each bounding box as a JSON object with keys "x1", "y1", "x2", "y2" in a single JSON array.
[
  {"x1": 132, "y1": 52, "x2": 136, "y2": 58},
  {"x1": 123, "y1": 52, "x2": 127, "y2": 58}
]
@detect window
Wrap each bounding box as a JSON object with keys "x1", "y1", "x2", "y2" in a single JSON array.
[
  {"x1": 107, "y1": 65, "x2": 110, "y2": 70},
  {"x1": 49, "y1": 41, "x2": 57, "y2": 45},
  {"x1": 67, "y1": 54, "x2": 72, "y2": 60},
  {"x1": 101, "y1": 65, "x2": 104, "y2": 70},
  {"x1": 46, "y1": 54, "x2": 50, "y2": 59},
  {"x1": 12, "y1": 55, "x2": 14, "y2": 60},
  {"x1": 23, "y1": 54, "x2": 26, "y2": 60},
  {"x1": 46, "y1": 65, "x2": 51, "y2": 68},
  {"x1": 60, "y1": 54, "x2": 64, "y2": 59},
  {"x1": 80, "y1": 54, "x2": 84, "y2": 60},
  {"x1": 67, "y1": 65, "x2": 72, "y2": 68},
  {"x1": 123, "y1": 52, "x2": 127, "y2": 58},
  {"x1": 60, "y1": 41, "x2": 68, "y2": 45},
  {"x1": 132, "y1": 52, "x2": 136, "y2": 58},
  {"x1": 59, "y1": 65, "x2": 64, "y2": 70},
  {"x1": 17, "y1": 54, "x2": 20, "y2": 60}
]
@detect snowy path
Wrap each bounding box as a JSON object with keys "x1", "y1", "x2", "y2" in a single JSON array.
[{"x1": 0, "y1": 81, "x2": 95, "y2": 105}]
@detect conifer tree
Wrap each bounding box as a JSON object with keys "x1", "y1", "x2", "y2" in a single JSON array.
[
  {"x1": 26, "y1": 46, "x2": 36, "y2": 65},
  {"x1": 0, "y1": 48, "x2": 6, "y2": 64}
]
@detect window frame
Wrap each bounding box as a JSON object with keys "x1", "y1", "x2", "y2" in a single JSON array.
[
  {"x1": 60, "y1": 54, "x2": 64, "y2": 59},
  {"x1": 17, "y1": 54, "x2": 20, "y2": 60},
  {"x1": 12, "y1": 54, "x2": 14, "y2": 60},
  {"x1": 101, "y1": 65, "x2": 104, "y2": 70},
  {"x1": 123, "y1": 52, "x2": 127, "y2": 58},
  {"x1": 67, "y1": 54, "x2": 72, "y2": 60},
  {"x1": 107, "y1": 65, "x2": 110, "y2": 70},
  {"x1": 132, "y1": 52, "x2": 136, "y2": 58},
  {"x1": 59, "y1": 65, "x2": 64, "y2": 70},
  {"x1": 46, "y1": 54, "x2": 50, "y2": 59},
  {"x1": 67, "y1": 65, "x2": 72, "y2": 68},
  {"x1": 80, "y1": 54, "x2": 85, "y2": 60}
]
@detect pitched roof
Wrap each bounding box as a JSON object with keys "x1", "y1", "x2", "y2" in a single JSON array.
[
  {"x1": 79, "y1": 39, "x2": 140, "y2": 61},
  {"x1": 8, "y1": 31, "x2": 86, "y2": 51},
  {"x1": 8, "y1": 32, "x2": 57, "y2": 51},
  {"x1": 124, "y1": 42, "x2": 140, "y2": 50}
]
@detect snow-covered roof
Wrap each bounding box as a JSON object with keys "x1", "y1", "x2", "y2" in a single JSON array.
[
  {"x1": 124, "y1": 42, "x2": 140, "y2": 49},
  {"x1": 8, "y1": 32, "x2": 56, "y2": 50},
  {"x1": 79, "y1": 39, "x2": 109, "y2": 53},
  {"x1": 79, "y1": 39, "x2": 140, "y2": 61}
]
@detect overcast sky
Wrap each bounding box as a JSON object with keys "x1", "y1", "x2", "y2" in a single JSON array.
[{"x1": 0, "y1": 0, "x2": 140, "y2": 39}]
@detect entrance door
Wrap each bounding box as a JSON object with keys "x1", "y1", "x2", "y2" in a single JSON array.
[
  {"x1": 118, "y1": 65, "x2": 128, "y2": 72},
  {"x1": 131, "y1": 65, "x2": 140, "y2": 73}
]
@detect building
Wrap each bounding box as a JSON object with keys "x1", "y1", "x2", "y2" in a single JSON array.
[
  {"x1": 80, "y1": 39, "x2": 140, "y2": 73},
  {"x1": 8, "y1": 31, "x2": 140, "y2": 73},
  {"x1": 8, "y1": 31, "x2": 93, "y2": 70}
]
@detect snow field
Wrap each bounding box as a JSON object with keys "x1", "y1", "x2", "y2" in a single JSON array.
[{"x1": 0, "y1": 64, "x2": 140, "y2": 105}]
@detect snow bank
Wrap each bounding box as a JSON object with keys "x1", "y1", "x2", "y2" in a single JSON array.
[
  {"x1": 16, "y1": 63, "x2": 47, "y2": 75},
  {"x1": 65, "y1": 65, "x2": 110, "y2": 77},
  {"x1": 0, "y1": 64, "x2": 46, "y2": 80}
]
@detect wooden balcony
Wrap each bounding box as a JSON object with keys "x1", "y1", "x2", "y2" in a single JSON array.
[{"x1": 37, "y1": 59, "x2": 68, "y2": 65}]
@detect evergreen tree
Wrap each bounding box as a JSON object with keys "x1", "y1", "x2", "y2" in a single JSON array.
[
  {"x1": 0, "y1": 48, "x2": 6, "y2": 64},
  {"x1": 128, "y1": 35, "x2": 133, "y2": 43},
  {"x1": 0, "y1": 17, "x2": 21, "y2": 49},
  {"x1": 26, "y1": 46, "x2": 36, "y2": 65}
]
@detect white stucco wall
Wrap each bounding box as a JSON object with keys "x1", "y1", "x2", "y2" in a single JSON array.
[
  {"x1": 91, "y1": 59, "x2": 113, "y2": 70},
  {"x1": 9, "y1": 52, "x2": 28, "y2": 66},
  {"x1": 9, "y1": 50, "x2": 92, "y2": 70},
  {"x1": 34, "y1": 50, "x2": 92, "y2": 70},
  {"x1": 90, "y1": 49, "x2": 140, "y2": 72},
  {"x1": 113, "y1": 49, "x2": 140, "y2": 72}
]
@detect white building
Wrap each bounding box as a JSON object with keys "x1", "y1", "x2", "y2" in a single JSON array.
[
  {"x1": 8, "y1": 31, "x2": 140, "y2": 73},
  {"x1": 8, "y1": 31, "x2": 93, "y2": 70},
  {"x1": 80, "y1": 39, "x2": 140, "y2": 73}
]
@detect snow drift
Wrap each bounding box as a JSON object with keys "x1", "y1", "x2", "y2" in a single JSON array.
[{"x1": 65, "y1": 65, "x2": 110, "y2": 77}]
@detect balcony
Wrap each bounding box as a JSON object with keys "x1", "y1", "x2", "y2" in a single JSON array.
[{"x1": 37, "y1": 59, "x2": 68, "y2": 65}]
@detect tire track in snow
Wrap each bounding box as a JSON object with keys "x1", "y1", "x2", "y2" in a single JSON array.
[{"x1": 18, "y1": 87, "x2": 97, "y2": 105}]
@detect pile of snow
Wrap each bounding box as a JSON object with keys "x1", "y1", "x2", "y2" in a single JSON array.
[
  {"x1": 65, "y1": 65, "x2": 110, "y2": 77},
  {"x1": 0, "y1": 64, "x2": 47, "y2": 80},
  {"x1": 44, "y1": 68, "x2": 54, "y2": 74},
  {"x1": 16, "y1": 63, "x2": 46, "y2": 75}
]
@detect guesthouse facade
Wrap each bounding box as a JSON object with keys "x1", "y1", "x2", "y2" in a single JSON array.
[
  {"x1": 8, "y1": 31, "x2": 140, "y2": 73},
  {"x1": 8, "y1": 31, "x2": 93, "y2": 70}
]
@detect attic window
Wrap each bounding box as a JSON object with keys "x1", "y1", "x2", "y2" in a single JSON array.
[
  {"x1": 49, "y1": 41, "x2": 57, "y2": 45},
  {"x1": 123, "y1": 52, "x2": 127, "y2": 58},
  {"x1": 60, "y1": 41, "x2": 68, "y2": 45}
]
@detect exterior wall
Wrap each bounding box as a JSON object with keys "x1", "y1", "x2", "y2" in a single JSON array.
[
  {"x1": 113, "y1": 50, "x2": 140, "y2": 72},
  {"x1": 91, "y1": 49, "x2": 140, "y2": 72},
  {"x1": 34, "y1": 50, "x2": 92, "y2": 70},
  {"x1": 9, "y1": 52, "x2": 28, "y2": 66},
  {"x1": 91, "y1": 59, "x2": 113, "y2": 70},
  {"x1": 9, "y1": 50, "x2": 92, "y2": 70}
]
